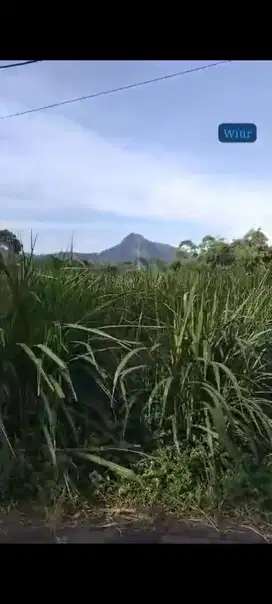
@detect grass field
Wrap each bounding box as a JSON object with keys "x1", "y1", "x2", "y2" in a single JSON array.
[{"x1": 1, "y1": 252, "x2": 272, "y2": 521}]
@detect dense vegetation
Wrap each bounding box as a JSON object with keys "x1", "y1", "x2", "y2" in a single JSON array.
[{"x1": 1, "y1": 227, "x2": 272, "y2": 519}]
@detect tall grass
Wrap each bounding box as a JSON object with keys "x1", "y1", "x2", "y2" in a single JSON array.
[{"x1": 1, "y1": 252, "x2": 272, "y2": 512}]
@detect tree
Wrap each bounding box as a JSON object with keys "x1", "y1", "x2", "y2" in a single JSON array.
[
  {"x1": 242, "y1": 228, "x2": 268, "y2": 248},
  {"x1": 0, "y1": 229, "x2": 22, "y2": 254},
  {"x1": 205, "y1": 240, "x2": 235, "y2": 267},
  {"x1": 232, "y1": 228, "x2": 270, "y2": 270},
  {"x1": 177, "y1": 239, "x2": 198, "y2": 260},
  {"x1": 199, "y1": 235, "x2": 216, "y2": 253},
  {"x1": 137, "y1": 256, "x2": 150, "y2": 269}
]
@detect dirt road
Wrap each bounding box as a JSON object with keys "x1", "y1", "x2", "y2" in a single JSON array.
[{"x1": 0, "y1": 510, "x2": 269, "y2": 543}]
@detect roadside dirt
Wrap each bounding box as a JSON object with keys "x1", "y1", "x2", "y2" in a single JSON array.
[{"x1": 0, "y1": 509, "x2": 270, "y2": 543}]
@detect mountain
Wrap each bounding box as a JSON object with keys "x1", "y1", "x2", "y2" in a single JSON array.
[
  {"x1": 35, "y1": 233, "x2": 177, "y2": 265},
  {"x1": 75, "y1": 233, "x2": 176, "y2": 264}
]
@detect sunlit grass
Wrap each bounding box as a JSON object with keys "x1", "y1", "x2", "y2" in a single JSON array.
[{"x1": 1, "y1": 251, "x2": 272, "y2": 515}]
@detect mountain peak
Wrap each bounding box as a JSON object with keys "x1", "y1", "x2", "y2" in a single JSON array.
[
  {"x1": 122, "y1": 232, "x2": 145, "y2": 242},
  {"x1": 98, "y1": 232, "x2": 175, "y2": 263},
  {"x1": 48, "y1": 233, "x2": 176, "y2": 265}
]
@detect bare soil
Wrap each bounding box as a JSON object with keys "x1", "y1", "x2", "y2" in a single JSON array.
[{"x1": 0, "y1": 509, "x2": 270, "y2": 543}]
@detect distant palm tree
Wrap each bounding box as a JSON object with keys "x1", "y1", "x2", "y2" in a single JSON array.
[{"x1": 138, "y1": 256, "x2": 149, "y2": 269}]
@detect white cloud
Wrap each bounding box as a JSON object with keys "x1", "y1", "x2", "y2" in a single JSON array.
[{"x1": 1, "y1": 74, "x2": 272, "y2": 252}]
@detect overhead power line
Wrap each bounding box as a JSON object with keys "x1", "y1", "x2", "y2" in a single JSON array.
[
  {"x1": 0, "y1": 60, "x2": 231, "y2": 120},
  {"x1": 0, "y1": 60, "x2": 42, "y2": 71}
]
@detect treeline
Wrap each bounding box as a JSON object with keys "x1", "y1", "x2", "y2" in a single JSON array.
[
  {"x1": 1, "y1": 227, "x2": 272, "y2": 273},
  {"x1": 173, "y1": 228, "x2": 272, "y2": 271}
]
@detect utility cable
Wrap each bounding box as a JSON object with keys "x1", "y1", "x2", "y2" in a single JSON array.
[
  {"x1": 0, "y1": 60, "x2": 42, "y2": 70},
  {"x1": 0, "y1": 60, "x2": 231, "y2": 120}
]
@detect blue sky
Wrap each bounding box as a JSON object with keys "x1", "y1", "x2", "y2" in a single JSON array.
[{"x1": 0, "y1": 59, "x2": 271, "y2": 253}]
